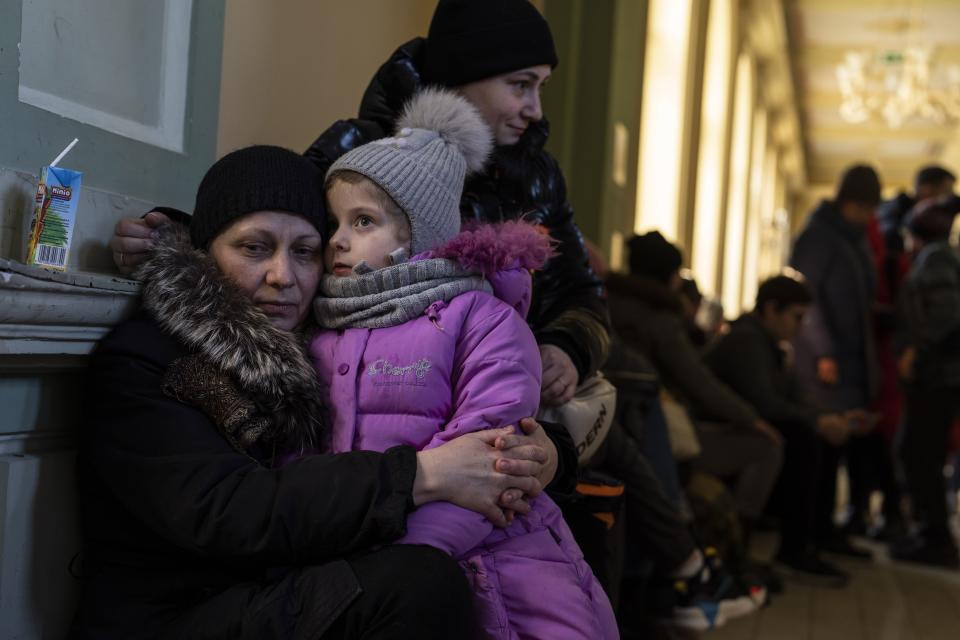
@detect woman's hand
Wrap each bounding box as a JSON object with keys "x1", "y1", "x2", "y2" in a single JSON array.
[
  {"x1": 753, "y1": 418, "x2": 784, "y2": 446},
  {"x1": 414, "y1": 426, "x2": 544, "y2": 528},
  {"x1": 540, "y1": 344, "x2": 578, "y2": 405},
  {"x1": 816, "y1": 356, "x2": 839, "y2": 385},
  {"x1": 897, "y1": 347, "x2": 916, "y2": 382},
  {"x1": 110, "y1": 211, "x2": 171, "y2": 275}
]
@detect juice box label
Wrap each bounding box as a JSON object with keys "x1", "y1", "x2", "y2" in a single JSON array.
[{"x1": 25, "y1": 166, "x2": 82, "y2": 271}]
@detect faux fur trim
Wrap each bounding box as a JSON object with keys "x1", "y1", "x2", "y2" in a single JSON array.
[
  {"x1": 135, "y1": 225, "x2": 324, "y2": 453},
  {"x1": 427, "y1": 221, "x2": 556, "y2": 275},
  {"x1": 605, "y1": 272, "x2": 685, "y2": 316},
  {"x1": 397, "y1": 87, "x2": 493, "y2": 174}
]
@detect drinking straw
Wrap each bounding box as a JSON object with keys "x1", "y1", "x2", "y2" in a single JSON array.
[{"x1": 50, "y1": 138, "x2": 78, "y2": 168}]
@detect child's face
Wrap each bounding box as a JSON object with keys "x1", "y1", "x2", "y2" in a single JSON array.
[{"x1": 325, "y1": 178, "x2": 410, "y2": 276}]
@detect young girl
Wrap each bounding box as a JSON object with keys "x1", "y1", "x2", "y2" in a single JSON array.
[{"x1": 310, "y1": 88, "x2": 617, "y2": 639}]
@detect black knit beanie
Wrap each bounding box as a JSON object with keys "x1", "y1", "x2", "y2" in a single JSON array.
[
  {"x1": 424, "y1": 0, "x2": 558, "y2": 87},
  {"x1": 905, "y1": 195, "x2": 959, "y2": 243},
  {"x1": 836, "y1": 164, "x2": 882, "y2": 207},
  {"x1": 628, "y1": 231, "x2": 683, "y2": 284},
  {"x1": 191, "y1": 145, "x2": 325, "y2": 249}
]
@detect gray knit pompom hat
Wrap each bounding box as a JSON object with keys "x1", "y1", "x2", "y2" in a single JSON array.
[{"x1": 326, "y1": 87, "x2": 493, "y2": 255}]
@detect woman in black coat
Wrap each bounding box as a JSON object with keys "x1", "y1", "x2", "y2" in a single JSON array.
[{"x1": 73, "y1": 146, "x2": 557, "y2": 639}]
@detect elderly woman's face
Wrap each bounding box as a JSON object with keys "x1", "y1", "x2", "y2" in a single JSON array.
[
  {"x1": 457, "y1": 65, "x2": 551, "y2": 146},
  {"x1": 208, "y1": 211, "x2": 323, "y2": 331}
]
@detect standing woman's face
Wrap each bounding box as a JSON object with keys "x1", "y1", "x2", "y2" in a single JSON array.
[
  {"x1": 208, "y1": 211, "x2": 324, "y2": 331},
  {"x1": 457, "y1": 65, "x2": 551, "y2": 146}
]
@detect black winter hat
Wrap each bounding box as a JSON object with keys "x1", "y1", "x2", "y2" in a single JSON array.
[
  {"x1": 191, "y1": 145, "x2": 325, "y2": 249},
  {"x1": 628, "y1": 231, "x2": 683, "y2": 283},
  {"x1": 905, "y1": 195, "x2": 960, "y2": 242},
  {"x1": 424, "y1": 0, "x2": 558, "y2": 87},
  {"x1": 835, "y1": 164, "x2": 882, "y2": 207}
]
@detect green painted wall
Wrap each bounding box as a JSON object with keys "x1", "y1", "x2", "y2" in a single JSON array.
[
  {"x1": 543, "y1": 0, "x2": 648, "y2": 259},
  {"x1": 0, "y1": 0, "x2": 225, "y2": 211}
]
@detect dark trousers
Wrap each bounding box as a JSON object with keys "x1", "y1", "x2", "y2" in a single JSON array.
[
  {"x1": 594, "y1": 420, "x2": 697, "y2": 573},
  {"x1": 159, "y1": 545, "x2": 474, "y2": 640},
  {"x1": 846, "y1": 430, "x2": 902, "y2": 524},
  {"x1": 692, "y1": 424, "x2": 784, "y2": 521},
  {"x1": 814, "y1": 431, "x2": 891, "y2": 541},
  {"x1": 899, "y1": 386, "x2": 960, "y2": 544},
  {"x1": 768, "y1": 421, "x2": 821, "y2": 557},
  {"x1": 815, "y1": 436, "x2": 844, "y2": 541}
]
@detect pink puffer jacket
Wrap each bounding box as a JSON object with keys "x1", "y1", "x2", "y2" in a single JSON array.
[{"x1": 309, "y1": 224, "x2": 617, "y2": 640}]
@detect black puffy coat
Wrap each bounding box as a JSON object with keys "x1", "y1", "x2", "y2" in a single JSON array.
[{"x1": 304, "y1": 38, "x2": 610, "y2": 379}]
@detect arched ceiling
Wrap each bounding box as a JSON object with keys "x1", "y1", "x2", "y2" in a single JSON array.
[{"x1": 786, "y1": 0, "x2": 960, "y2": 190}]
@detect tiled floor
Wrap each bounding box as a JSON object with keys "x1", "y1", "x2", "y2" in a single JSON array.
[{"x1": 709, "y1": 539, "x2": 960, "y2": 640}]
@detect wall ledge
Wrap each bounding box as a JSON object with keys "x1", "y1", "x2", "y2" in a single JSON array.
[{"x1": 0, "y1": 259, "x2": 139, "y2": 363}]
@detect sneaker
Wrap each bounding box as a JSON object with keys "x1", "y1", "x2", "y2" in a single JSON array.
[
  {"x1": 663, "y1": 548, "x2": 759, "y2": 631},
  {"x1": 774, "y1": 551, "x2": 849, "y2": 588},
  {"x1": 818, "y1": 535, "x2": 873, "y2": 561},
  {"x1": 891, "y1": 536, "x2": 960, "y2": 569},
  {"x1": 668, "y1": 581, "x2": 727, "y2": 632},
  {"x1": 741, "y1": 561, "x2": 781, "y2": 598}
]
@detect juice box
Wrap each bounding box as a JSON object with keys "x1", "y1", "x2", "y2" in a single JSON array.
[{"x1": 25, "y1": 165, "x2": 82, "y2": 271}]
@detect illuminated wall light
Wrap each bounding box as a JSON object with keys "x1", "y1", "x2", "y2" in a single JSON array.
[
  {"x1": 741, "y1": 108, "x2": 768, "y2": 312},
  {"x1": 721, "y1": 52, "x2": 754, "y2": 317},
  {"x1": 609, "y1": 230, "x2": 625, "y2": 272},
  {"x1": 690, "y1": 0, "x2": 734, "y2": 296},
  {"x1": 613, "y1": 122, "x2": 629, "y2": 188},
  {"x1": 757, "y1": 148, "x2": 782, "y2": 281},
  {"x1": 634, "y1": 0, "x2": 694, "y2": 242}
]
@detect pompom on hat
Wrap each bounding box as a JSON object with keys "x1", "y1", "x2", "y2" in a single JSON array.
[{"x1": 326, "y1": 87, "x2": 493, "y2": 255}]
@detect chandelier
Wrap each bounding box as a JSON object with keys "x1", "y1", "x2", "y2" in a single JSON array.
[{"x1": 836, "y1": 48, "x2": 960, "y2": 129}]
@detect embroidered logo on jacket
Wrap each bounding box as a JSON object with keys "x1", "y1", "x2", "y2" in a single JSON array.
[{"x1": 367, "y1": 358, "x2": 432, "y2": 386}]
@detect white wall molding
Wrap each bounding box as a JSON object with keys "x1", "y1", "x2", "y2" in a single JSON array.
[
  {"x1": 18, "y1": 0, "x2": 193, "y2": 152},
  {"x1": 0, "y1": 259, "x2": 139, "y2": 363}
]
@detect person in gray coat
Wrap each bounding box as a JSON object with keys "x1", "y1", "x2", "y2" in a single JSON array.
[
  {"x1": 892, "y1": 197, "x2": 960, "y2": 568},
  {"x1": 790, "y1": 164, "x2": 883, "y2": 559}
]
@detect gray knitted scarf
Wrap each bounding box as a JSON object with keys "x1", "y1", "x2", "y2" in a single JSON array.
[{"x1": 314, "y1": 257, "x2": 492, "y2": 329}]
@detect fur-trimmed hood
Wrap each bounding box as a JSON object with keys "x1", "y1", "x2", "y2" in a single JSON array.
[
  {"x1": 426, "y1": 221, "x2": 554, "y2": 318},
  {"x1": 135, "y1": 225, "x2": 324, "y2": 453},
  {"x1": 605, "y1": 272, "x2": 685, "y2": 316}
]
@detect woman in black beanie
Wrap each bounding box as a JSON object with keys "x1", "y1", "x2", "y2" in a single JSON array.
[{"x1": 306, "y1": 0, "x2": 609, "y2": 413}]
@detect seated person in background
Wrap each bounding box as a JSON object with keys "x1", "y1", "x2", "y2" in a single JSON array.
[
  {"x1": 605, "y1": 232, "x2": 783, "y2": 563},
  {"x1": 893, "y1": 196, "x2": 960, "y2": 569},
  {"x1": 584, "y1": 239, "x2": 762, "y2": 632},
  {"x1": 704, "y1": 272, "x2": 861, "y2": 587},
  {"x1": 310, "y1": 88, "x2": 617, "y2": 639}
]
